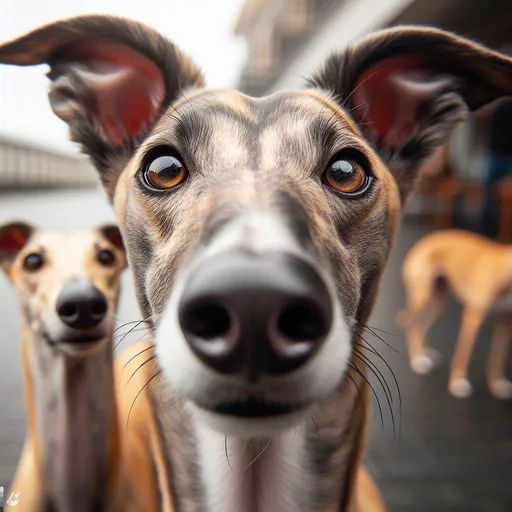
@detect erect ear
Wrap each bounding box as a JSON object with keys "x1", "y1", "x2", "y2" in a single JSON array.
[
  {"x1": 308, "y1": 26, "x2": 512, "y2": 201},
  {"x1": 98, "y1": 224, "x2": 125, "y2": 252},
  {"x1": 0, "y1": 221, "x2": 36, "y2": 272},
  {"x1": 0, "y1": 16, "x2": 204, "y2": 200}
]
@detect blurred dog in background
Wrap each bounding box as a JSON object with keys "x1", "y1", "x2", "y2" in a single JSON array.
[
  {"x1": 398, "y1": 229, "x2": 512, "y2": 399},
  {"x1": 0, "y1": 221, "x2": 126, "y2": 511}
]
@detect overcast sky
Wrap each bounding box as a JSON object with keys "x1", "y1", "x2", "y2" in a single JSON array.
[{"x1": 0, "y1": 0, "x2": 246, "y2": 153}]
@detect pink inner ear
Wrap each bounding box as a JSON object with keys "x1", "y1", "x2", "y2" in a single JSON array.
[
  {"x1": 102, "y1": 226, "x2": 124, "y2": 250},
  {"x1": 353, "y1": 57, "x2": 439, "y2": 149},
  {"x1": 64, "y1": 41, "x2": 165, "y2": 147},
  {"x1": 0, "y1": 226, "x2": 30, "y2": 255}
]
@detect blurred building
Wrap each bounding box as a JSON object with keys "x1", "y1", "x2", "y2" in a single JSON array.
[
  {"x1": 0, "y1": 134, "x2": 96, "y2": 189},
  {"x1": 234, "y1": 0, "x2": 512, "y2": 95},
  {"x1": 234, "y1": 0, "x2": 512, "y2": 239}
]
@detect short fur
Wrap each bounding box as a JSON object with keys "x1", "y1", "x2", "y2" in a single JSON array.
[
  {"x1": 0, "y1": 223, "x2": 127, "y2": 511},
  {"x1": 2, "y1": 17, "x2": 512, "y2": 512}
]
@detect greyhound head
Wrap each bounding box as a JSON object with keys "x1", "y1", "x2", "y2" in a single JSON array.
[
  {"x1": 0, "y1": 222, "x2": 126, "y2": 356},
  {"x1": 1, "y1": 17, "x2": 512, "y2": 435}
]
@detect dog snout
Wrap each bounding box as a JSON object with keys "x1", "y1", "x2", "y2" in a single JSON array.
[
  {"x1": 178, "y1": 251, "x2": 332, "y2": 380},
  {"x1": 56, "y1": 281, "x2": 108, "y2": 330}
]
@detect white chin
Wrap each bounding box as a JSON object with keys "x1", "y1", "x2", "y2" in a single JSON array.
[{"x1": 188, "y1": 402, "x2": 309, "y2": 437}]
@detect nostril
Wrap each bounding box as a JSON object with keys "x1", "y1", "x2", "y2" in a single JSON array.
[
  {"x1": 277, "y1": 303, "x2": 327, "y2": 342},
  {"x1": 58, "y1": 303, "x2": 77, "y2": 320},
  {"x1": 182, "y1": 302, "x2": 231, "y2": 339},
  {"x1": 91, "y1": 300, "x2": 108, "y2": 317}
]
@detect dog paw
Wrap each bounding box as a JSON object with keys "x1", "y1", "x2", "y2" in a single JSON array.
[
  {"x1": 411, "y1": 355, "x2": 435, "y2": 375},
  {"x1": 449, "y1": 379, "x2": 473, "y2": 398},
  {"x1": 489, "y1": 379, "x2": 512, "y2": 400}
]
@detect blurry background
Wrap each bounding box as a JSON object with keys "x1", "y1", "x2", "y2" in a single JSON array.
[{"x1": 1, "y1": 1, "x2": 511, "y2": 511}]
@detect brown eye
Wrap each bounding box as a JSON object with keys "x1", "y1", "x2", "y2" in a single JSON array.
[
  {"x1": 23, "y1": 253, "x2": 44, "y2": 272},
  {"x1": 143, "y1": 153, "x2": 187, "y2": 191},
  {"x1": 324, "y1": 159, "x2": 369, "y2": 195},
  {"x1": 97, "y1": 249, "x2": 116, "y2": 267}
]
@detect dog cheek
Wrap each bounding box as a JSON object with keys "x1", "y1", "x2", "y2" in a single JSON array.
[
  {"x1": 145, "y1": 263, "x2": 175, "y2": 320},
  {"x1": 312, "y1": 222, "x2": 361, "y2": 322}
]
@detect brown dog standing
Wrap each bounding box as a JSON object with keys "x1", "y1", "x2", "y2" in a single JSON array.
[
  {"x1": 0, "y1": 222, "x2": 126, "y2": 511},
  {"x1": 2, "y1": 17, "x2": 512, "y2": 511},
  {"x1": 398, "y1": 229, "x2": 512, "y2": 399}
]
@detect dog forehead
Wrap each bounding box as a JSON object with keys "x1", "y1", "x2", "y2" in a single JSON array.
[
  {"x1": 142, "y1": 88, "x2": 360, "y2": 173},
  {"x1": 170, "y1": 88, "x2": 355, "y2": 127},
  {"x1": 29, "y1": 231, "x2": 97, "y2": 267}
]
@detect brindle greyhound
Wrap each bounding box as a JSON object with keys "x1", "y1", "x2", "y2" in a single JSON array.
[
  {"x1": 0, "y1": 222, "x2": 126, "y2": 511},
  {"x1": 2, "y1": 16, "x2": 512, "y2": 512}
]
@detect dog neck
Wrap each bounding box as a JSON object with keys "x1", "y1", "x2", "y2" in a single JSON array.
[
  {"x1": 155, "y1": 381, "x2": 366, "y2": 512},
  {"x1": 20, "y1": 323, "x2": 119, "y2": 512}
]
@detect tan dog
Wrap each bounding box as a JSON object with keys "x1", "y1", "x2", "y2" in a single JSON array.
[
  {"x1": 398, "y1": 229, "x2": 512, "y2": 400},
  {"x1": 2, "y1": 16, "x2": 512, "y2": 512},
  {"x1": 0, "y1": 221, "x2": 127, "y2": 512}
]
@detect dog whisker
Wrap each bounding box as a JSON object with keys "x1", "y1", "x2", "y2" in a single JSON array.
[
  {"x1": 125, "y1": 355, "x2": 157, "y2": 388},
  {"x1": 352, "y1": 350, "x2": 397, "y2": 439},
  {"x1": 341, "y1": 71, "x2": 379, "y2": 108},
  {"x1": 225, "y1": 436, "x2": 233, "y2": 472},
  {"x1": 126, "y1": 370, "x2": 162, "y2": 433},
  {"x1": 343, "y1": 374, "x2": 368, "y2": 427},
  {"x1": 194, "y1": 428, "x2": 212, "y2": 449},
  {"x1": 358, "y1": 323, "x2": 394, "y2": 336},
  {"x1": 348, "y1": 362, "x2": 384, "y2": 431},
  {"x1": 310, "y1": 416, "x2": 320, "y2": 441},
  {"x1": 121, "y1": 344, "x2": 155, "y2": 372},
  {"x1": 354, "y1": 331, "x2": 403, "y2": 437},
  {"x1": 113, "y1": 326, "x2": 151, "y2": 339},
  {"x1": 353, "y1": 349, "x2": 393, "y2": 405},
  {"x1": 357, "y1": 322, "x2": 403, "y2": 358},
  {"x1": 111, "y1": 318, "x2": 151, "y2": 334},
  {"x1": 112, "y1": 316, "x2": 152, "y2": 351},
  {"x1": 243, "y1": 438, "x2": 271, "y2": 473}
]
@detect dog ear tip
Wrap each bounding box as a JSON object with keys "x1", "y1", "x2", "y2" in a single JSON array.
[
  {"x1": 0, "y1": 221, "x2": 36, "y2": 254},
  {"x1": 99, "y1": 224, "x2": 124, "y2": 250},
  {"x1": 1, "y1": 220, "x2": 35, "y2": 231}
]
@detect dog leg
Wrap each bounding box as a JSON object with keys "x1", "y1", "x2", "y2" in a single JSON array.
[
  {"x1": 402, "y1": 293, "x2": 446, "y2": 375},
  {"x1": 449, "y1": 307, "x2": 486, "y2": 398},
  {"x1": 487, "y1": 316, "x2": 512, "y2": 399}
]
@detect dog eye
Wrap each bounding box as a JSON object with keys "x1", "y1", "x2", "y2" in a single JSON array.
[
  {"x1": 23, "y1": 253, "x2": 44, "y2": 272},
  {"x1": 97, "y1": 249, "x2": 116, "y2": 267},
  {"x1": 142, "y1": 153, "x2": 187, "y2": 191},
  {"x1": 324, "y1": 159, "x2": 370, "y2": 195}
]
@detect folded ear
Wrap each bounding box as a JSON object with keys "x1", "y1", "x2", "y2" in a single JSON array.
[
  {"x1": 0, "y1": 16, "x2": 204, "y2": 199},
  {"x1": 98, "y1": 224, "x2": 125, "y2": 252},
  {"x1": 308, "y1": 26, "x2": 512, "y2": 201},
  {"x1": 0, "y1": 221, "x2": 36, "y2": 272}
]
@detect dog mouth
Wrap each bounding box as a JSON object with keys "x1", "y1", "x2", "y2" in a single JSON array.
[
  {"x1": 60, "y1": 333, "x2": 105, "y2": 345},
  {"x1": 209, "y1": 397, "x2": 302, "y2": 419},
  {"x1": 190, "y1": 396, "x2": 311, "y2": 435},
  {"x1": 44, "y1": 331, "x2": 105, "y2": 348}
]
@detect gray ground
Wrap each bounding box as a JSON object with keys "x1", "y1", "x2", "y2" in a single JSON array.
[{"x1": 0, "y1": 188, "x2": 511, "y2": 511}]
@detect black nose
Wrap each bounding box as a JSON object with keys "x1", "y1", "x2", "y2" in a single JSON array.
[
  {"x1": 179, "y1": 251, "x2": 332, "y2": 380},
  {"x1": 56, "y1": 281, "x2": 108, "y2": 330}
]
